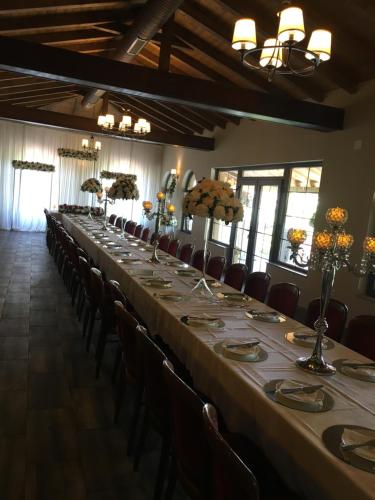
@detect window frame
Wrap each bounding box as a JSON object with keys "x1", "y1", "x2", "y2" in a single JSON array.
[{"x1": 209, "y1": 161, "x2": 323, "y2": 273}]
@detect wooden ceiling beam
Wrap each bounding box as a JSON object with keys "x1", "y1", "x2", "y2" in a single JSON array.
[
  {"x1": 0, "y1": 83, "x2": 77, "y2": 97},
  {"x1": 0, "y1": 9, "x2": 135, "y2": 35},
  {"x1": 0, "y1": 1, "x2": 144, "y2": 14},
  {"x1": 0, "y1": 36, "x2": 344, "y2": 131},
  {"x1": 0, "y1": 102, "x2": 214, "y2": 150},
  {"x1": 0, "y1": 89, "x2": 79, "y2": 103},
  {"x1": 13, "y1": 95, "x2": 78, "y2": 107},
  {"x1": 111, "y1": 94, "x2": 197, "y2": 135}
]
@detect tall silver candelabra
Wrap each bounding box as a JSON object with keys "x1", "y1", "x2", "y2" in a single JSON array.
[
  {"x1": 287, "y1": 207, "x2": 375, "y2": 376},
  {"x1": 142, "y1": 193, "x2": 176, "y2": 264},
  {"x1": 96, "y1": 191, "x2": 114, "y2": 230}
]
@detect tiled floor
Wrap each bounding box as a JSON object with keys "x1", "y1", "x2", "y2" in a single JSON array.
[{"x1": 0, "y1": 230, "x2": 188, "y2": 500}]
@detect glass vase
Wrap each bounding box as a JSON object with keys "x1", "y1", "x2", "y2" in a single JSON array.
[{"x1": 191, "y1": 218, "x2": 213, "y2": 298}]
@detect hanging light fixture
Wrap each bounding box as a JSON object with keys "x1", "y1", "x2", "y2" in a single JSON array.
[
  {"x1": 81, "y1": 135, "x2": 101, "y2": 152},
  {"x1": 232, "y1": 1, "x2": 332, "y2": 82},
  {"x1": 97, "y1": 109, "x2": 151, "y2": 137}
]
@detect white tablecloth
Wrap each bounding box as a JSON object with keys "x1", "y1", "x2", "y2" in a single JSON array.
[{"x1": 63, "y1": 215, "x2": 375, "y2": 500}]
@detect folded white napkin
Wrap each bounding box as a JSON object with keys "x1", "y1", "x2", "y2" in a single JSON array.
[
  {"x1": 341, "y1": 428, "x2": 375, "y2": 462},
  {"x1": 222, "y1": 338, "x2": 260, "y2": 360},
  {"x1": 275, "y1": 380, "x2": 324, "y2": 410},
  {"x1": 341, "y1": 361, "x2": 375, "y2": 381}
]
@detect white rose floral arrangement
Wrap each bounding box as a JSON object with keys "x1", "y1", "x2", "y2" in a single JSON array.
[
  {"x1": 12, "y1": 160, "x2": 55, "y2": 172},
  {"x1": 81, "y1": 178, "x2": 103, "y2": 193},
  {"x1": 183, "y1": 178, "x2": 243, "y2": 224},
  {"x1": 100, "y1": 170, "x2": 137, "y2": 180},
  {"x1": 108, "y1": 174, "x2": 139, "y2": 200}
]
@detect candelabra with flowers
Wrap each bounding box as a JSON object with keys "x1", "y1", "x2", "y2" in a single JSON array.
[
  {"x1": 287, "y1": 207, "x2": 375, "y2": 375},
  {"x1": 183, "y1": 178, "x2": 244, "y2": 297},
  {"x1": 80, "y1": 178, "x2": 103, "y2": 219},
  {"x1": 142, "y1": 192, "x2": 177, "y2": 264}
]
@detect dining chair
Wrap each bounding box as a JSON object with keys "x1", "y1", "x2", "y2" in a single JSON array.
[
  {"x1": 115, "y1": 216, "x2": 123, "y2": 229},
  {"x1": 224, "y1": 263, "x2": 248, "y2": 291},
  {"x1": 127, "y1": 221, "x2": 137, "y2": 235},
  {"x1": 133, "y1": 328, "x2": 171, "y2": 500},
  {"x1": 158, "y1": 234, "x2": 171, "y2": 252},
  {"x1": 113, "y1": 301, "x2": 143, "y2": 458},
  {"x1": 95, "y1": 280, "x2": 127, "y2": 378},
  {"x1": 134, "y1": 224, "x2": 143, "y2": 238},
  {"x1": 108, "y1": 214, "x2": 117, "y2": 225},
  {"x1": 206, "y1": 256, "x2": 226, "y2": 281},
  {"x1": 85, "y1": 267, "x2": 104, "y2": 352},
  {"x1": 168, "y1": 239, "x2": 181, "y2": 257},
  {"x1": 266, "y1": 282, "x2": 300, "y2": 318},
  {"x1": 163, "y1": 359, "x2": 211, "y2": 500},
  {"x1": 202, "y1": 404, "x2": 260, "y2": 500},
  {"x1": 141, "y1": 227, "x2": 150, "y2": 242},
  {"x1": 191, "y1": 249, "x2": 211, "y2": 272},
  {"x1": 244, "y1": 272, "x2": 271, "y2": 303},
  {"x1": 179, "y1": 243, "x2": 195, "y2": 265},
  {"x1": 346, "y1": 315, "x2": 375, "y2": 360},
  {"x1": 305, "y1": 298, "x2": 348, "y2": 342}
]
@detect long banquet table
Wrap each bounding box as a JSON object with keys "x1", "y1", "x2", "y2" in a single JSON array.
[{"x1": 63, "y1": 214, "x2": 375, "y2": 500}]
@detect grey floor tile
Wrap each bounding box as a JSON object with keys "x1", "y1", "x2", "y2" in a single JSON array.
[
  {"x1": 28, "y1": 372, "x2": 71, "y2": 410},
  {"x1": 26, "y1": 461, "x2": 87, "y2": 500},
  {"x1": 0, "y1": 318, "x2": 29, "y2": 336},
  {"x1": 0, "y1": 389, "x2": 27, "y2": 436},
  {"x1": 0, "y1": 435, "x2": 26, "y2": 500},
  {"x1": 29, "y1": 348, "x2": 64, "y2": 373},
  {"x1": 0, "y1": 361, "x2": 27, "y2": 391},
  {"x1": 27, "y1": 408, "x2": 78, "y2": 462},
  {"x1": 0, "y1": 338, "x2": 29, "y2": 360}
]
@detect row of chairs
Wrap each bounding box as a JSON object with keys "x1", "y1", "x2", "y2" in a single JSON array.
[
  {"x1": 45, "y1": 210, "x2": 301, "y2": 499},
  {"x1": 107, "y1": 212, "x2": 375, "y2": 359}
]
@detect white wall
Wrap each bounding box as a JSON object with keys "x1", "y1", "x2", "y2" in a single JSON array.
[{"x1": 161, "y1": 81, "x2": 375, "y2": 318}]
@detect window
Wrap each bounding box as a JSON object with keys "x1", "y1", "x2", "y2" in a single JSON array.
[
  {"x1": 181, "y1": 171, "x2": 197, "y2": 232},
  {"x1": 211, "y1": 170, "x2": 238, "y2": 245},
  {"x1": 209, "y1": 163, "x2": 322, "y2": 273},
  {"x1": 278, "y1": 166, "x2": 322, "y2": 269}
]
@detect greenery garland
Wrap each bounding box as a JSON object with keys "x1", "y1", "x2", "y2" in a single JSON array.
[
  {"x1": 57, "y1": 148, "x2": 98, "y2": 162},
  {"x1": 12, "y1": 160, "x2": 55, "y2": 172},
  {"x1": 100, "y1": 170, "x2": 137, "y2": 180}
]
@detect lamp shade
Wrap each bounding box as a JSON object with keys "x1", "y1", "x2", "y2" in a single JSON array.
[
  {"x1": 104, "y1": 114, "x2": 115, "y2": 129},
  {"x1": 259, "y1": 39, "x2": 283, "y2": 68},
  {"x1": 82, "y1": 139, "x2": 89, "y2": 148},
  {"x1": 97, "y1": 115, "x2": 106, "y2": 126},
  {"x1": 277, "y1": 6, "x2": 305, "y2": 43},
  {"x1": 306, "y1": 29, "x2": 332, "y2": 62},
  {"x1": 232, "y1": 18, "x2": 257, "y2": 51},
  {"x1": 121, "y1": 114, "x2": 132, "y2": 127},
  {"x1": 95, "y1": 141, "x2": 101, "y2": 151}
]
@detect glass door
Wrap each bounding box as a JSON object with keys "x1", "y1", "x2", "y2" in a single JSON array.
[{"x1": 232, "y1": 179, "x2": 282, "y2": 272}]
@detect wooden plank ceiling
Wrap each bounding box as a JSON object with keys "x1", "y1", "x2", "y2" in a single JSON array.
[{"x1": 0, "y1": 0, "x2": 371, "y2": 146}]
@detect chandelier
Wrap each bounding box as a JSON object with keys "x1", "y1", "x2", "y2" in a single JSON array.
[
  {"x1": 81, "y1": 135, "x2": 101, "y2": 152},
  {"x1": 97, "y1": 110, "x2": 151, "y2": 137},
  {"x1": 232, "y1": 1, "x2": 332, "y2": 81}
]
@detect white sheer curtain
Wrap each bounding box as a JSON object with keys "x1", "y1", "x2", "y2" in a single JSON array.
[{"x1": 0, "y1": 119, "x2": 163, "y2": 231}]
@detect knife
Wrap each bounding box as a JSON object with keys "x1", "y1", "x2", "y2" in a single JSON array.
[
  {"x1": 279, "y1": 384, "x2": 323, "y2": 395},
  {"x1": 249, "y1": 310, "x2": 278, "y2": 316},
  {"x1": 342, "y1": 362, "x2": 375, "y2": 369},
  {"x1": 225, "y1": 341, "x2": 260, "y2": 349},
  {"x1": 341, "y1": 439, "x2": 375, "y2": 452}
]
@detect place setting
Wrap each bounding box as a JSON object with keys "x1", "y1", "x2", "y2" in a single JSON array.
[
  {"x1": 174, "y1": 268, "x2": 200, "y2": 278},
  {"x1": 246, "y1": 308, "x2": 286, "y2": 323},
  {"x1": 214, "y1": 338, "x2": 268, "y2": 362},
  {"x1": 180, "y1": 314, "x2": 225, "y2": 329},
  {"x1": 332, "y1": 359, "x2": 375, "y2": 383},
  {"x1": 285, "y1": 330, "x2": 334, "y2": 350},
  {"x1": 117, "y1": 257, "x2": 144, "y2": 266},
  {"x1": 216, "y1": 291, "x2": 252, "y2": 306},
  {"x1": 154, "y1": 292, "x2": 191, "y2": 302},
  {"x1": 263, "y1": 379, "x2": 334, "y2": 412},
  {"x1": 322, "y1": 425, "x2": 375, "y2": 474},
  {"x1": 129, "y1": 269, "x2": 158, "y2": 278},
  {"x1": 142, "y1": 277, "x2": 173, "y2": 289}
]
